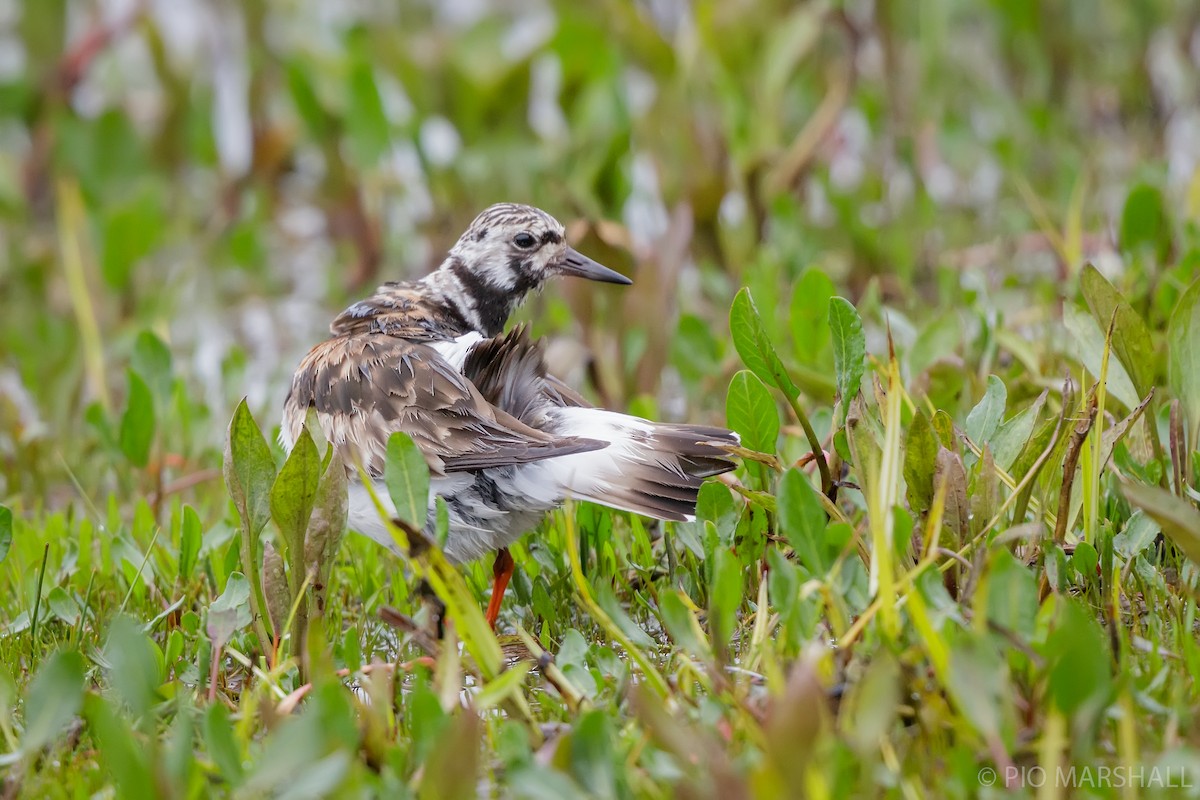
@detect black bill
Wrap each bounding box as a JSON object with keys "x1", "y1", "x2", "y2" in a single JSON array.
[{"x1": 555, "y1": 248, "x2": 633, "y2": 285}]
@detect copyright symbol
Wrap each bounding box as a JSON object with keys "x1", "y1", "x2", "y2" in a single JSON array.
[{"x1": 979, "y1": 767, "x2": 997, "y2": 786}]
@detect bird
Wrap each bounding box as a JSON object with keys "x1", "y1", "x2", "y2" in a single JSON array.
[{"x1": 281, "y1": 203, "x2": 738, "y2": 628}]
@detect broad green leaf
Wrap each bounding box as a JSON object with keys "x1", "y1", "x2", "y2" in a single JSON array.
[
  {"x1": 203, "y1": 703, "x2": 245, "y2": 784},
  {"x1": 223, "y1": 399, "x2": 277, "y2": 539},
  {"x1": 384, "y1": 431, "x2": 431, "y2": 530},
  {"x1": 709, "y1": 547, "x2": 743, "y2": 649},
  {"x1": 104, "y1": 615, "x2": 161, "y2": 719},
  {"x1": 271, "y1": 427, "x2": 322, "y2": 559},
  {"x1": 730, "y1": 287, "x2": 799, "y2": 397},
  {"x1": 1122, "y1": 481, "x2": 1200, "y2": 565},
  {"x1": 908, "y1": 313, "x2": 963, "y2": 379},
  {"x1": 1043, "y1": 598, "x2": 1113, "y2": 718},
  {"x1": 989, "y1": 390, "x2": 1046, "y2": 471},
  {"x1": 131, "y1": 329, "x2": 173, "y2": 402},
  {"x1": 286, "y1": 60, "x2": 331, "y2": 140},
  {"x1": 22, "y1": 650, "x2": 85, "y2": 754},
  {"x1": 0, "y1": 505, "x2": 10, "y2": 565},
  {"x1": 1168, "y1": 278, "x2": 1200, "y2": 443},
  {"x1": 101, "y1": 191, "x2": 164, "y2": 290},
  {"x1": 84, "y1": 693, "x2": 155, "y2": 797},
  {"x1": 945, "y1": 638, "x2": 1008, "y2": 741},
  {"x1": 179, "y1": 505, "x2": 202, "y2": 582},
  {"x1": 829, "y1": 297, "x2": 865, "y2": 425},
  {"x1": 46, "y1": 587, "x2": 79, "y2": 625},
  {"x1": 1114, "y1": 510, "x2": 1159, "y2": 559},
  {"x1": 1063, "y1": 303, "x2": 1140, "y2": 410},
  {"x1": 567, "y1": 710, "x2": 618, "y2": 800},
  {"x1": 1119, "y1": 183, "x2": 1171, "y2": 261},
  {"x1": 964, "y1": 375, "x2": 1006, "y2": 446},
  {"x1": 777, "y1": 468, "x2": 827, "y2": 574},
  {"x1": 931, "y1": 409, "x2": 956, "y2": 450},
  {"x1": 1080, "y1": 264, "x2": 1156, "y2": 398},
  {"x1": 118, "y1": 370, "x2": 155, "y2": 467},
  {"x1": 726, "y1": 370, "x2": 779, "y2": 464},
  {"x1": 657, "y1": 591, "x2": 711, "y2": 659},
  {"x1": 207, "y1": 571, "x2": 253, "y2": 648},
  {"x1": 789, "y1": 269, "x2": 835, "y2": 367},
  {"x1": 345, "y1": 51, "x2": 390, "y2": 165},
  {"x1": 982, "y1": 550, "x2": 1037, "y2": 638},
  {"x1": 903, "y1": 410, "x2": 939, "y2": 514}
]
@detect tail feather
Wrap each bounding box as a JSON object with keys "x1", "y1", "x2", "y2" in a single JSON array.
[{"x1": 548, "y1": 408, "x2": 740, "y2": 521}]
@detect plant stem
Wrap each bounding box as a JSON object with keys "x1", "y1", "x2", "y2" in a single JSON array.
[{"x1": 784, "y1": 393, "x2": 834, "y2": 500}]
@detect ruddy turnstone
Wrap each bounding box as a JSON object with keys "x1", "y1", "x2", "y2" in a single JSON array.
[{"x1": 281, "y1": 203, "x2": 738, "y2": 627}]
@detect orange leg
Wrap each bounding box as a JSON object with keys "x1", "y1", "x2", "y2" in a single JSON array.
[{"x1": 485, "y1": 548, "x2": 515, "y2": 630}]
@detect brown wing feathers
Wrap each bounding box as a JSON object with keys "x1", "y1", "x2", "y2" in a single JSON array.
[{"x1": 284, "y1": 333, "x2": 604, "y2": 477}]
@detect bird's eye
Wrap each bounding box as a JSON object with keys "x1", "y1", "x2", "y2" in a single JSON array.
[{"x1": 512, "y1": 232, "x2": 537, "y2": 249}]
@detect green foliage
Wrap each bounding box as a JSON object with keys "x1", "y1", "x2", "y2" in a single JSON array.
[
  {"x1": 385, "y1": 432, "x2": 432, "y2": 533},
  {"x1": 5, "y1": 1, "x2": 1200, "y2": 796}
]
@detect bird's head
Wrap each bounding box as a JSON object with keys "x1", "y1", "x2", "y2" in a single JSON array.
[
  {"x1": 435, "y1": 203, "x2": 631, "y2": 336},
  {"x1": 450, "y1": 203, "x2": 630, "y2": 291}
]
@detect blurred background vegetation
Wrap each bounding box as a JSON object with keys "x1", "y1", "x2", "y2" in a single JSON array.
[{"x1": 3, "y1": 0, "x2": 1198, "y2": 503}]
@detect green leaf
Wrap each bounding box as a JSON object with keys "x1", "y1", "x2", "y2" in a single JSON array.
[
  {"x1": 1114, "y1": 510, "x2": 1159, "y2": 559},
  {"x1": 384, "y1": 432, "x2": 431, "y2": 530},
  {"x1": 22, "y1": 650, "x2": 85, "y2": 754},
  {"x1": 567, "y1": 710, "x2": 618, "y2": 800},
  {"x1": 945, "y1": 637, "x2": 1008, "y2": 741},
  {"x1": 982, "y1": 550, "x2": 1037, "y2": 638},
  {"x1": 1119, "y1": 183, "x2": 1171, "y2": 261},
  {"x1": 1168, "y1": 278, "x2": 1200, "y2": 444},
  {"x1": 1080, "y1": 264, "x2": 1156, "y2": 398},
  {"x1": 730, "y1": 287, "x2": 799, "y2": 397},
  {"x1": 1122, "y1": 481, "x2": 1200, "y2": 565},
  {"x1": 179, "y1": 505, "x2": 202, "y2": 582},
  {"x1": 1043, "y1": 598, "x2": 1113, "y2": 718},
  {"x1": 84, "y1": 693, "x2": 155, "y2": 797},
  {"x1": 965, "y1": 375, "x2": 1006, "y2": 446},
  {"x1": 903, "y1": 410, "x2": 939, "y2": 514},
  {"x1": 131, "y1": 330, "x2": 173, "y2": 402},
  {"x1": 207, "y1": 571, "x2": 253, "y2": 649},
  {"x1": 789, "y1": 269, "x2": 835, "y2": 367},
  {"x1": 657, "y1": 591, "x2": 711, "y2": 660},
  {"x1": 345, "y1": 57, "x2": 390, "y2": 165},
  {"x1": 118, "y1": 369, "x2": 155, "y2": 467},
  {"x1": 224, "y1": 399, "x2": 277, "y2": 540},
  {"x1": 104, "y1": 615, "x2": 161, "y2": 719},
  {"x1": 725, "y1": 370, "x2": 779, "y2": 488},
  {"x1": 0, "y1": 505, "x2": 10, "y2": 565},
  {"x1": 101, "y1": 191, "x2": 164, "y2": 290},
  {"x1": 286, "y1": 60, "x2": 330, "y2": 140},
  {"x1": 1063, "y1": 303, "x2": 1141, "y2": 410},
  {"x1": 46, "y1": 587, "x2": 79, "y2": 625},
  {"x1": 271, "y1": 427, "x2": 322, "y2": 560},
  {"x1": 203, "y1": 703, "x2": 245, "y2": 785},
  {"x1": 989, "y1": 390, "x2": 1046, "y2": 471},
  {"x1": 829, "y1": 297, "x2": 865, "y2": 425},
  {"x1": 709, "y1": 546, "x2": 743, "y2": 649},
  {"x1": 777, "y1": 468, "x2": 828, "y2": 574}
]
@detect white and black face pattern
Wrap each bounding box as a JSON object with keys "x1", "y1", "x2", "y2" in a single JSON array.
[
  {"x1": 441, "y1": 203, "x2": 631, "y2": 336},
  {"x1": 449, "y1": 204, "x2": 569, "y2": 295}
]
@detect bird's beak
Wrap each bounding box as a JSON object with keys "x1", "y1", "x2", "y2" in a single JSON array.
[{"x1": 555, "y1": 248, "x2": 633, "y2": 285}]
